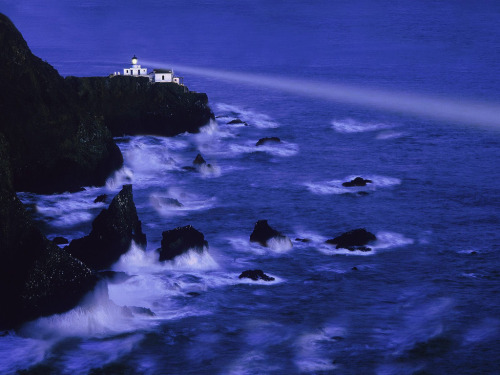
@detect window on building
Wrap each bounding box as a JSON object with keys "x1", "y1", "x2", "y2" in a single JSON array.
[{"x1": 162, "y1": 75, "x2": 165, "y2": 80}]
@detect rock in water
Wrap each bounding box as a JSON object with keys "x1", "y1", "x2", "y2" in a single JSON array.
[
  {"x1": 326, "y1": 228, "x2": 377, "y2": 250},
  {"x1": 342, "y1": 177, "x2": 373, "y2": 187},
  {"x1": 227, "y1": 118, "x2": 246, "y2": 125},
  {"x1": 256, "y1": 137, "x2": 281, "y2": 146},
  {"x1": 250, "y1": 220, "x2": 291, "y2": 247},
  {"x1": 0, "y1": 135, "x2": 96, "y2": 329},
  {"x1": 158, "y1": 225, "x2": 208, "y2": 261},
  {"x1": 94, "y1": 194, "x2": 108, "y2": 203},
  {"x1": 66, "y1": 184, "x2": 147, "y2": 270},
  {"x1": 193, "y1": 153, "x2": 207, "y2": 166},
  {"x1": 239, "y1": 270, "x2": 275, "y2": 282}
]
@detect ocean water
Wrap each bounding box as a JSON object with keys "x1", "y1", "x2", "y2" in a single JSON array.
[{"x1": 1, "y1": 1, "x2": 500, "y2": 374}]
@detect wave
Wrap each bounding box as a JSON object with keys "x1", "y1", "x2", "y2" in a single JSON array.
[
  {"x1": 331, "y1": 118, "x2": 394, "y2": 133},
  {"x1": 106, "y1": 166, "x2": 134, "y2": 189},
  {"x1": 229, "y1": 141, "x2": 299, "y2": 157},
  {"x1": 149, "y1": 188, "x2": 217, "y2": 217},
  {"x1": 19, "y1": 283, "x2": 152, "y2": 340},
  {"x1": 216, "y1": 103, "x2": 279, "y2": 129},
  {"x1": 293, "y1": 323, "x2": 345, "y2": 373},
  {"x1": 376, "y1": 130, "x2": 408, "y2": 140},
  {"x1": 305, "y1": 174, "x2": 401, "y2": 195},
  {"x1": 227, "y1": 236, "x2": 294, "y2": 256},
  {"x1": 18, "y1": 188, "x2": 105, "y2": 228}
]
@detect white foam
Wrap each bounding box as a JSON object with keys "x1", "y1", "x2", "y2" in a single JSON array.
[
  {"x1": 58, "y1": 333, "x2": 144, "y2": 375},
  {"x1": 371, "y1": 231, "x2": 414, "y2": 250},
  {"x1": 266, "y1": 236, "x2": 293, "y2": 253},
  {"x1": 216, "y1": 103, "x2": 279, "y2": 128},
  {"x1": 331, "y1": 118, "x2": 394, "y2": 133},
  {"x1": 114, "y1": 242, "x2": 219, "y2": 273},
  {"x1": 463, "y1": 318, "x2": 500, "y2": 344},
  {"x1": 162, "y1": 249, "x2": 219, "y2": 271},
  {"x1": 149, "y1": 188, "x2": 216, "y2": 217},
  {"x1": 237, "y1": 276, "x2": 283, "y2": 285},
  {"x1": 376, "y1": 130, "x2": 407, "y2": 140},
  {"x1": 294, "y1": 328, "x2": 341, "y2": 373},
  {"x1": 227, "y1": 236, "x2": 293, "y2": 256},
  {"x1": 229, "y1": 140, "x2": 299, "y2": 157},
  {"x1": 18, "y1": 283, "x2": 152, "y2": 340},
  {"x1": 106, "y1": 166, "x2": 134, "y2": 189},
  {"x1": 18, "y1": 188, "x2": 106, "y2": 228},
  {"x1": 198, "y1": 162, "x2": 222, "y2": 178},
  {"x1": 0, "y1": 334, "x2": 49, "y2": 374},
  {"x1": 305, "y1": 174, "x2": 401, "y2": 195}
]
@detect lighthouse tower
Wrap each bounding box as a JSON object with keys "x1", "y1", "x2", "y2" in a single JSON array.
[{"x1": 123, "y1": 55, "x2": 147, "y2": 76}]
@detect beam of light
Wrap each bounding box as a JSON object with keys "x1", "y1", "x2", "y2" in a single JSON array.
[{"x1": 142, "y1": 60, "x2": 500, "y2": 130}]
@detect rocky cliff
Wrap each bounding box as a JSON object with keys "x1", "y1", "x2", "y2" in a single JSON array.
[
  {"x1": 0, "y1": 135, "x2": 97, "y2": 329},
  {"x1": 0, "y1": 13, "x2": 123, "y2": 194},
  {"x1": 65, "y1": 76, "x2": 214, "y2": 137}
]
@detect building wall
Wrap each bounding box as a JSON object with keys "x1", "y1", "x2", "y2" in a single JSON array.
[
  {"x1": 154, "y1": 73, "x2": 173, "y2": 82},
  {"x1": 123, "y1": 68, "x2": 148, "y2": 76}
]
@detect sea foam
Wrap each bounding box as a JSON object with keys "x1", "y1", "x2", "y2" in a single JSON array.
[
  {"x1": 305, "y1": 174, "x2": 401, "y2": 195},
  {"x1": 331, "y1": 118, "x2": 394, "y2": 133}
]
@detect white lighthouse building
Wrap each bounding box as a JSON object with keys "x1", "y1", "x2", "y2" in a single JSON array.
[
  {"x1": 123, "y1": 55, "x2": 147, "y2": 77},
  {"x1": 113, "y1": 56, "x2": 184, "y2": 86}
]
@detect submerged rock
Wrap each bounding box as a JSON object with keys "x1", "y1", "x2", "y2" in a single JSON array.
[
  {"x1": 158, "y1": 225, "x2": 208, "y2": 261},
  {"x1": 295, "y1": 238, "x2": 311, "y2": 243},
  {"x1": 66, "y1": 184, "x2": 147, "y2": 270},
  {"x1": 239, "y1": 270, "x2": 275, "y2": 282},
  {"x1": 227, "y1": 118, "x2": 247, "y2": 125},
  {"x1": 342, "y1": 177, "x2": 373, "y2": 187},
  {"x1": 250, "y1": 220, "x2": 291, "y2": 248},
  {"x1": 256, "y1": 137, "x2": 281, "y2": 146},
  {"x1": 326, "y1": 228, "x2": 376, "y2": 249}
]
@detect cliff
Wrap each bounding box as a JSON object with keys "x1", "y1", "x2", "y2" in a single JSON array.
[
  {"x1": 0, "y1": 134, "x2": 97, "y2": 329},
  {"x1": 66, "y1": 76, "x2": 214, "y2": 137},
  {"x1": 0, "y1": 14, "x2": 123, "y2": 194}
]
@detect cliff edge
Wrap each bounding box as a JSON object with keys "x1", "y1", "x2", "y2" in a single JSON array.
[{"x1": 66, "y1": 76, "x2": 214, "y2": 137}]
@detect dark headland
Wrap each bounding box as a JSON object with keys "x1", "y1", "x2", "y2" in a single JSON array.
[{"x1": 0, "y1": 13, "x2": 213, "y2": 329}]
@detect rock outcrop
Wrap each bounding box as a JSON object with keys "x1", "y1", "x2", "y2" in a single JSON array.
[
  {"x1": 66, "y1": 185, "x2": 147, "y2": 270},
  {"x1": 256, "y1": 137, "x2": 281, "y2": 146},
  {"x1": 158, "y1": 225, "x2": 208, "y2": 261},
  {"x1": 250, "y1": 220, "x2": 291, "y2": 248},
  {"x1": 65, "y1": 75, "x2": 214, "y2": 137},
  {"x1": 193, "y1": 153, "x2": 207, "y2": 166},
  {"x1": 0, "y1": 13, "x2": 123, "y2": 194},
  {"x1": 326, "y1": 228, "x2": 377, "y2": 250},
  {"x1": 227, "y1": 119, "x2": 247, "y2": 126},
  {"x1": 0, "y1": 135, "x2": 96, "y2": 329},
  {"x1": 342, "y1": 177, "x2": 373, "y2": 187},
  {"x1": 239, "y1": 270, "x2": 275, "y2": 282}
]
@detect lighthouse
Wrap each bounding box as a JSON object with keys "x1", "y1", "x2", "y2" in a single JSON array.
[{"x1": 123, "y1": 55, "x2": 147, "y2": 76}]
